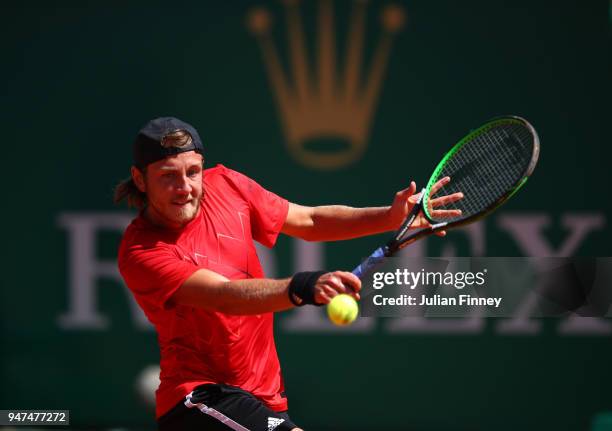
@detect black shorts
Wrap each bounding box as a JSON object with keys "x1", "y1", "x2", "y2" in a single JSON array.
[{"x1": 157, "y1": 383, "x2": 298, "y2": 431}]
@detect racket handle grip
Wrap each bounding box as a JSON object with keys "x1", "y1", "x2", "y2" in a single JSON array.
[{"x1": 352, "y1": 247, "x2": 387, "y2": 280}]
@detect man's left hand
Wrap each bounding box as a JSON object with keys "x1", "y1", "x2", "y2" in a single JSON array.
[{"x1": 387, "y1": 177, "x2": 464, "y2": 237}]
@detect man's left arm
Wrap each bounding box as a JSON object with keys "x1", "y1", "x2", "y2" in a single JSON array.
[
  {"x1": 281, "y1": 179, "x2": 463, "y2": 242},
  {"x1": 282, "y1": 203, "x2": 394, "y2": 241}
]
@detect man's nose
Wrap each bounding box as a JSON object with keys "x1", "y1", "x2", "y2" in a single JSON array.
[{"x1": 175, "y1": 174, "x2": 193, "y2": 193}]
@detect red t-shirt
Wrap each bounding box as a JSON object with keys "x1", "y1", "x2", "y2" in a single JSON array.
[{"x1": 118, "y1": 165, "x2": 290, "y2": 418}]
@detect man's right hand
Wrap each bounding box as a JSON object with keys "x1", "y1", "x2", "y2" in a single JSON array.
[{"x1": 313, "y1": 271, "x2": 361, "y2": 304}]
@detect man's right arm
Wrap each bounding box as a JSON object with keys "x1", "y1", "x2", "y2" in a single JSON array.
[{"x1": 169, "y1": 269, "x2": 361, "y2": 315}]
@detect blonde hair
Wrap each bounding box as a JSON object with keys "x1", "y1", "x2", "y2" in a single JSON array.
[
  {"x1": 113, "y1": 171, "x2": 147, "y2": 209},
  {"x1": 161, "y1": 129, "x2": 193, "y2": 148}
]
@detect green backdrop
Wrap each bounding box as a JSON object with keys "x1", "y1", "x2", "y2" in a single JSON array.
[{"x1": 2, "y1": 1, "x2": 611, "y2": 430}]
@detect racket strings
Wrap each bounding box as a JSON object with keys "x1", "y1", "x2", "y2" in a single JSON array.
[{"x1": 428, "y1": 122, "x2": 534, "y2": 223}]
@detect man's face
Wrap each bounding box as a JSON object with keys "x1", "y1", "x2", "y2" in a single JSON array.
[{"x1": 132, "y1": 151, "x2": 204, "y2": 229}]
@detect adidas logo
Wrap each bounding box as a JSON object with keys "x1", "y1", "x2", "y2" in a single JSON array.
[{"x1": 268, "y1": 416, "x2": 285, "y2": 431}]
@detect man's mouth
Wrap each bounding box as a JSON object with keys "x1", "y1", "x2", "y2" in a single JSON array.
[{"x1": 172, "y1": 199, "x2": 192, "y2": 206}]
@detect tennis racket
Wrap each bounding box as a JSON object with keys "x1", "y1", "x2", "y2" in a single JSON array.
[{"x1": 352, "y1": 115, "x2": 540, "y2": 279}]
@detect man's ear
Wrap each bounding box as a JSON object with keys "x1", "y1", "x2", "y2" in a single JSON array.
[{"x1": 131, "y1": 166, "x2": 146, "y2": 193}]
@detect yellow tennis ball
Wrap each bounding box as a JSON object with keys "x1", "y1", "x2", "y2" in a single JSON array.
[{"x1": 327, "y1": 294, "x2": 359, "y2": 326}]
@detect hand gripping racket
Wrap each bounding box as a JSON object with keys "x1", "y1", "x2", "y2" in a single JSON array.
[{"x1": 352, "y1": 115, "x2": 540, "y2": 279}]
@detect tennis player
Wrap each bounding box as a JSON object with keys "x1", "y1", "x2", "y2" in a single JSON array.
[{"x1": 115, "y1": 117, "x2": 462, "y2": 431}]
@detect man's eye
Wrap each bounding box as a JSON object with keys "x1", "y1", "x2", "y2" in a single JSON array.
[{"x1": 188, "y1": 170, "x2": 200, "y2": 177}]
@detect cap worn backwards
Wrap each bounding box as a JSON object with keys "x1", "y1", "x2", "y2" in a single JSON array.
[{"x1": 133, "y1": 117, "x2": 204, "y2": 169}]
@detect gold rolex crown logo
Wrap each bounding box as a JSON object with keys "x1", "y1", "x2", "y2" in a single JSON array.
[{"x1": 247, "y1": 0, "x2": 405, "y2": 170}]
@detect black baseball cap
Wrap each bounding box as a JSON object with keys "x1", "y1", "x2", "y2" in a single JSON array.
[{"x1": 133, "y1": 117, "x2": 204, "y2": 169}]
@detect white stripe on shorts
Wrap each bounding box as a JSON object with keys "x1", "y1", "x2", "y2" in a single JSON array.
[{"x1": 184, "y1": 391, "x2": 251, "y2": 431}]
